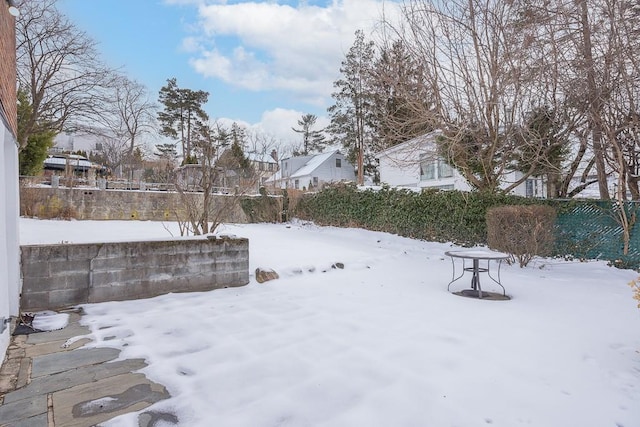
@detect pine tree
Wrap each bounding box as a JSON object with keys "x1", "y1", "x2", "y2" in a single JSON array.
[
  {"x1": 370, "y1": 40, "x2": 435, "y2": 149},
  {"x1": 157, "y1": 78, "x2": 209, "y2": 162},
  {"x1": 292, "y1": 114, "x2": 326, "y2": 155},
  {"x1": 155, "y1": 143, "x2": 178, "y2": 161},
  {"x1": 17, "y1": 89, "x2": 55, "y2": 176},
  {"x1": 327, "y1": 30, "x2": 377, "y2": 185}
]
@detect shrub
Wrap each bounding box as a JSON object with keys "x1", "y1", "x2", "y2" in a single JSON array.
[
  {"x1": 240, "y1": 191, "x2": 282, "y2": 223},
  {"x1": 294, "y1": 183, "x2": 536, "y2": 246},
  {"x1": 19, "y1": 180, "x2": 41, "y2": 217},
  {"x1": 486, "y1": 205, "x2": 556, "y2": 267},
  {"x1": 629, "y1": 277, "x2": 640, "y2": 309}
]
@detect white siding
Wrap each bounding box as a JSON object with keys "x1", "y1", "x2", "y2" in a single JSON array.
[
  {"x1": 1, "y1": 124, "x2": 20, "y2": 355},
  {"x1": 377, "y1": 154, "x2": 420, "y2": 187},
  {"x1": 377, "y1": 132, "x2": 544, "y2": 196},
  {"x1": 281, "y1": 151, "x2": 356, "y2": 189}
]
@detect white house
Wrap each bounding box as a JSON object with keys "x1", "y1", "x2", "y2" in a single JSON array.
[
  {"x1": 1, "y1": 4, "x2": 20, "y2": 359},
  {"x1": 246, "y1": 151, "x2": 279, "y2": 186},
  {"x1": 375, "y1": 131, "x2": 545, "y2": 198},
  {"x1": 268, "y1": 150, "x2": 356, "y2": 190},
  {"x1": 54, "y1": 132, "x2": 97, "y2": 153}
]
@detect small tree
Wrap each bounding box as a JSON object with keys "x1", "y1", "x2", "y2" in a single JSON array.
[
  {"x1": 173, "y1": 121, "x2": 258, "y2": 236},
  {"x1": 17, "y1": 89, "x2": 55, "y2": 176}
]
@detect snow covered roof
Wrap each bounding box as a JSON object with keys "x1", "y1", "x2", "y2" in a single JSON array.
[
  {"x1": 290, "y1": 150, "x2": 338, "y2": 178},
  {"x1": 375, "y1": 130, "x2": 442, "y2": 158},
  {"x1": 43, "y1": 155, "x2": 103, "y2": 171},
  {"x1": 246, "y1": 152, "x2": 277, "y2": 164}
]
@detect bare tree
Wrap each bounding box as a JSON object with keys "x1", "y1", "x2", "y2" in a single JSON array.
[
  {"x1": 173, "y1": 121, "x2": 259, "y2": 235},
  {"x1": 15, "y1": 0, "x2": 115, "y2": 150},
  {"x1": 89, "y1": 75, "x2": 156, "y2": 179},
  {"x1": 386, "y1": 0, "x2": 558, "y2": 193},
  {"x1": 94, "y1": 76, "x2": 156, "y2": 156}
]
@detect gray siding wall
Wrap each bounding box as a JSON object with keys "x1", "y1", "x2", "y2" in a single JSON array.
[{"x1": 20, "y1": 237, "x2": 249, "y2": 311}]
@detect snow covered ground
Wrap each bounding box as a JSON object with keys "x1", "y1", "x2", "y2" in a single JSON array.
[{"x1": 20, "y1": 218, "x2": 640, "y2": 427}]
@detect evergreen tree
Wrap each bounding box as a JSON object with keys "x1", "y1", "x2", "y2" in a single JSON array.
[
  {"x1": 292, "y1": 114, "x2": 326, "y2": 155},
  {"x1": 157, "y1": 78, "x2": 209, "y2": 162},
  {"x1": 17, "y1": 89, "x2": 55, "y2": 176},
  {"x1": 327, "y1": 30, "x2": 377, "y2": 185},
  {"x1": 370, "y1": 40, "x2": 435, "y2": 149},
  {"x1": 230, "y1": 123, "x2": 252, "y2": 175},
  {"x1": 155, "y1": 142, "x2": 178, "y2": 160}
]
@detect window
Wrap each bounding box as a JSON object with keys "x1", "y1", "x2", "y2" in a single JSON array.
[
  {"x1": 313, "y1": 177, "x2": 318, "y2": 187},
  {"x1": 294, "y1": 179, "x2": 299, "y2": 189},
  {"x1": 438, "y1": 160, "x2": 453, "y2": 178},
  {"x1": 526, "y1": 179, "x2": 536, "y2": 198},
  {"x1": 421, "y1": 157, "x2": 452, "y2": 181},
  {"x1": 336, "y1": 158, "x2": 342, "y2": 168},
  {"x1": 420, "y1": 160, "x2": 436, "y2": 180}
]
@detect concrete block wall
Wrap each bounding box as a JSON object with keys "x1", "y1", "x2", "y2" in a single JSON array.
[
  {"x1": 20, "y1": 237, "x2": 249, "y2": 311},
  {"x1": 20, "y1": 187, "x2": 249, "y2": 223}
]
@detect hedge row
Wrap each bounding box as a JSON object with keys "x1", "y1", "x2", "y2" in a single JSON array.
[
  {"x1": 241, "y1": 184, "x2": 640, "y2": 269},
  {"x1": 293, "y1": 184, "x2": 540, "y2": 247}
]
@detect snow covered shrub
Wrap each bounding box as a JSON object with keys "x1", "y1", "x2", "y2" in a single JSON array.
[{"x1": 487, "y1": 205, "x2": 556, "y2": 267}]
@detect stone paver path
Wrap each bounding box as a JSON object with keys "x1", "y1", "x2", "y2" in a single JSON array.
[{"x1": 0, "y1": 309, "x2": 175, "y2": 427}]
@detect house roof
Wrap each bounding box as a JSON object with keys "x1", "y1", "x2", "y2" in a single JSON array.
[
  {"x1": 246, "y1": 152, "x2": 277, "y2": 164},
  {"x1": 265, "y1": 150, "x2": 343, "y2": 183},
  {"x1": 375, "y1": 130, "x2": 442, "y2": 158},
  {"x1": 290, "y1": 150, "x2": 338, "y2": 178}
]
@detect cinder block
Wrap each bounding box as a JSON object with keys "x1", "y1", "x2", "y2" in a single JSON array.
[
  {"x1": 48, "y1": 288, "x2": 89, "y2": 309},
  {"x1": 88, "y1": 283, "x2": 129, "y2": 303},
  {"x1": 66, "y1": 244, "x2": 101, "y2": 260},
  {"x1": 62, "y1": 271, "x2": 90, "y2": 290},
  {"x1": 90, "y1": 256, "x2": 131, "y2": 271},
  {"x1": 90, "y1": 270, "x2": 123, "y2": 286},
  {"x1": 49, "y1": 259, "x2": 91, "y2": 276},
  {"x1": 21, "y1": 276, "x2": 56, "y2": 293},
  {"x1": 21, "y1": 292, "x2": 50, "y2": 311},
  {"x1": 21, "y1": 260, "x2": 50, "y2": 278}
]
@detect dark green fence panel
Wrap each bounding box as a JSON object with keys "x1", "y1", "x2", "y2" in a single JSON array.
[{"x1": 554, "y1": 200, "x2": 640, "y2": 269}]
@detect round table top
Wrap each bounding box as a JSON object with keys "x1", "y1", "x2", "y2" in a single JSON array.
[{"x1": 445, "y1": 249, "x2": 511, "y2": 260}]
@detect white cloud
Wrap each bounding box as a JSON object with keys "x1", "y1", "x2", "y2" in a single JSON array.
[
  {"x1": 187, "y1": 0, "x2": 400, "y2": 105},
  {"x1": 216, "y1": 107, "x2": 332, "y2": 154}
]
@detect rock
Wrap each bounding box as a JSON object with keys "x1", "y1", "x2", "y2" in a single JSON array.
[
  {"x1": 255, "y1": 268, "x2": 279, "y2": 283},
  {"x1": 331, "y1": 262, "x2": 345, "y2": 269}
]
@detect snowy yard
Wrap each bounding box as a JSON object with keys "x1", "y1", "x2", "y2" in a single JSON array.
[{"x1": 20, "y1": 218, "x2": 640, "y2": 427}]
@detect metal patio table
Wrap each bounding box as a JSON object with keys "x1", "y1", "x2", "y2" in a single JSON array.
[{"x1": 445, "y1": 249, "x2": 510, "y2": 298}]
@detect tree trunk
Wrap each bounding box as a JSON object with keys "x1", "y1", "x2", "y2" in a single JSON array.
[{"x1": 579, "y1": 0, "x2": 609, "y2": 200}]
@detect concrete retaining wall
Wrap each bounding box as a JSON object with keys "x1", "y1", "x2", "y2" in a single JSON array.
[
  {"x1": 20, "y1": 237, "x2": 249, "y2": 311},
  {"x1": 20, "y1": 186, "x2": 249, "y2": 222}
]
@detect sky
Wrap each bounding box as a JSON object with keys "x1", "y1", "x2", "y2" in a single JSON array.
[
  {"x1": 56, "y1": 0, "x2": 399, "y2": 149},
  {"x1": 20, "y1": 218, "x2": 640, "y2": 427}
]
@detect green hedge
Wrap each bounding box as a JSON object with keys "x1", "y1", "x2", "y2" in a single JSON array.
[
  {"x1": 294, "y1": 184, "x2": 538, "y2": 246},
  {"x1": 240, "y1": 184, "x2": 640, "y2": 269}
]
